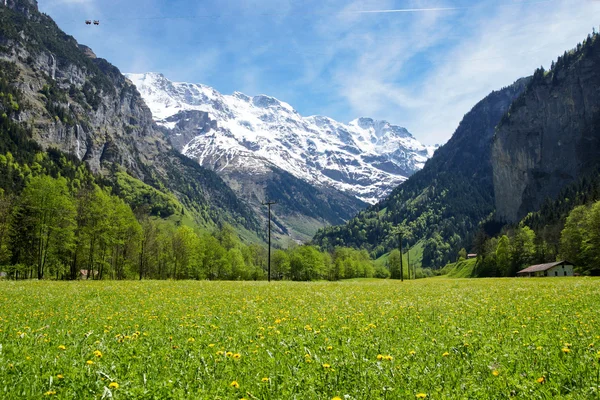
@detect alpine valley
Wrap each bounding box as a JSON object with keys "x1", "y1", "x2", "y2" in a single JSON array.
[{"x1": 126, "y1": 72, "x2": 435, "y2": 241}]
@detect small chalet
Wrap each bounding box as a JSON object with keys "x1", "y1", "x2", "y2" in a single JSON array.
[
  {"x1": 517, "y1": 261, "x2": 574, "y2": 277},
  {"x1": 467, "y1": 254, "x2": 477, "y2": 259}
]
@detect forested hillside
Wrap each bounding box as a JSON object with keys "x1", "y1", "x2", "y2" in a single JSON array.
[
  {"x1": 0, "y1": 0, "x2": 260, "y2": 238},
  {"x1": 313, "y1": 79, "x2": 528, "y2": 268}
]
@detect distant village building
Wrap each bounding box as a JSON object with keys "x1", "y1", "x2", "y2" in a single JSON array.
[
  {"x1": 467, "y1": 254, "x2": 477, "y2": 259},
  {"x1": 79, "y1": 269, "x2": 99, "y2": 279},
  {"x1": 517, "y1": 261, "x2": 574, "y2": 277}
]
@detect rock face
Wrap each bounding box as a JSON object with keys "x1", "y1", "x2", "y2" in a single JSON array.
[
  {"x1": 492, "y1": 35, "x2": 600, "y2": 222},
  {"x1": 0, "y1": 0, "x2": 260, "y2": 232},
  {"x1": 313, "y1": 78, "x2": 529, "y2": 267}
]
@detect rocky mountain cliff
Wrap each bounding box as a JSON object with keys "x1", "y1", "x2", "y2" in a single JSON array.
[
  {"x1": 126, "y1": 72, "x2": 435, "y2": 204},
  {"x1": 313, "y1": 78, "x2": 529, "y2": 267},
  {"x1": 493, "y1": 33, "x2": 600, "y2": 222},
  {"x1": 0, "y1": 0, "x2": 260, "y2": 234}
]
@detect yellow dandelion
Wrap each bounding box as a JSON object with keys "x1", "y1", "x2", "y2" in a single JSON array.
[
  {"x1": 492, "y1": 370, "x2": 499, "y2": 376},
  {"x1": 233, "y1": 353, "x2": 241, "y2": 359},
  {"x1": 332, "y1": 397, "x2": 343, "y2": 400},
  {"x1": 537, "y1": 377, "x2": 545, "y2": 384},
  {"x1": 230, "y1": 380, "x2": 240, "y2": 388},
  {"x1": 56, "y1": 374, "x2": 64, "y2": 379},
  {"x1": 58, "y1": 345, "x2": 66, "y2": 350},
  {"x1": 376, "y1": 354, "x2": 384, "y2": 360},
  {"x1": 226, "y1": 351, "x2": 233, "y2": 357},
  {"x1": 327, "y1": 346, "x2": 333, "y2": 351},
  {"x1": 187, "y1": 338, "x2": 195, "y2": 343},
  {"x1": 562, "y1": 348, "x2": 570, "y2": 353},
  {"x1": 44, "y1": 390, "x2": 56, "y2": 396},
  {"x1": 261, "y1": 377, "x2": 269, "y2": 382},
  {"x1": 208, "y1": 343, "x2": 215, "y2": 347},
  {"x1": 409, "y1": 350, "x2": 416, "y2": 356},
  {"x1": 442, "y1": 352, "x2": 450, "y2": 357},
  {"x1": 108, "y1": 382, "x2": 119, "y2": 389},
  {"x1": 93, "y1": 350, "x2": 102, "y2": 358},
  {"x1": 216, "y1": 350, "x2": 224, "y2": 356},
  {"x1": 416, "y1": 393, "x2": 427, "y2": 399},
  {"x1": 86, "y1": 360, "x2": 94, "y2": 365},
  {"x1": 322, "y1": 363, "x2": 331, "y2": 368},
  {"x1": 384, "y1": 355, "x2": 393, "y2": 361}
]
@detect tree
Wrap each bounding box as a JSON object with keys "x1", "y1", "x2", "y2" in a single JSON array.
[
  {"x1": 510, "y1": 225, "x2": 536, "y2": 275},
  {"x1": 0, "y1": 189, "x2": 13, "y2": 265},
  {"x1": 271, "y1": 249, "x2": 290, "y2": 280},
  {"x1": 496, "y1": 235, "x2": 511, "y2": 277},
  {"x1": 18, "y1": 176, "x2": 76, "y2": 279},
  {"x1": 228, "y1": 248, "x2": 247, "y2": 280},
  {"x1": 389, "y1": 249, "x2": 402, "y2": 279},
  {"x1": 289, "y1": 246, "x2": 325, "y2": 281},
  {"x1": 457, "y1": 248, "x2": 467, "y2": 261},
  {"x1": 172, "y1": 226, "x2": 199, "y2": 279}
]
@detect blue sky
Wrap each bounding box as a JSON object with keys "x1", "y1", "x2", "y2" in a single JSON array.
[{"x1": 39, "y1": 0, "x2": 600, "y2": 145}]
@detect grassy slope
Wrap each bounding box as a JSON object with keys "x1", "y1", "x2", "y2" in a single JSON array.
[{"x1": 440, "y1": 258, "x2": 478, "y2": 278}]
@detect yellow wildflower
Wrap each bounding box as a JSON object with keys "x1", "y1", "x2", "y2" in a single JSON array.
[
  {"x1": 233, "y1": 353, "x2": 241, "y2": 359},
  {"x1": 44, "y1": 390, "x2": 56, "y2": 396},
  {"x1": 57, "y1": 345, "x2": 66, "y2": 350},
  {"x1": 492, "y1": 370, "x2": 499, "y2": 376},
  {"x1": 230, "y1": 380, "x2": 240, "y2": 388},
  {"x1": 86, "y1": 360, "x2": 94, "y2": 365},
  {"x1": 93, "y1": 350, "x2": 102, "y2": 358},
  {"x1": 109, "y1": 382, "x2": 119, "y2": 389},
  {"x1": 376, "y1": 354, "x2": 384, "y2": 360},
  {"x1": 56, "y1": 374, "x2": 64, "y2": 379},
  {"x1": 322, "y1": 363, "x2": 331, "y2": 368},
  {"x1": 537, "y1": 376, "x2": 545, "y2": 384},
  {"x1": 261, "y1": 377, "x2": 269, "y2": 382},
  {"x1": 442, "y1": 352, "x2": 450, "y2": 357},
  {"x1": 562, "y1": 348, "x2": 570, "y2": 353},
  {"x1": 416, "y1": 394, "x2": 427, "y2": 399}
]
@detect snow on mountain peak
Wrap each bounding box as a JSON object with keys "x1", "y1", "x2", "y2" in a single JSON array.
[{"x1": 126, "y1": 72, "x2": 434, "y2": 203}]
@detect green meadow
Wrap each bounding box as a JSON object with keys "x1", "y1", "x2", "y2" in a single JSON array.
[{"x1": 1, "y1": 278, "x2": 599, "y2": 399}]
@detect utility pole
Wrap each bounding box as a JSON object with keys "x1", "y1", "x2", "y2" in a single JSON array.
[
  {"x1": 407, "y1": 244, "x2": 411, "y2": 280},
  {"x1": 263, "y1": 201, "x2": 276, "y2": 282},
  {"x1": 398, "y1": 231, "x2": 403, "y2": 282}
]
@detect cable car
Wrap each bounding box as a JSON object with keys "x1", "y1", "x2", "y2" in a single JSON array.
[
  {"x1": 85, "y1": 20, "x2": 92, "y2": 25},
  {"x1": 93, "y1": 20, "x2": 100, "y2": 25}
]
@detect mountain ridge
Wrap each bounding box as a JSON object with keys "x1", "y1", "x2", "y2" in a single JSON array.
[{"x1": 126, "y1": 72, "x2": 435, "y2": 204}]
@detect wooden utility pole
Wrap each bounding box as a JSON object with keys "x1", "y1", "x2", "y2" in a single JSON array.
[
  {"x1": 398, "y1": 231, "x2": 403, "y2": 282},
  {"x1": 407, "y1": 244, "x2": 411, "y2": 280},
  {"x1": 263, "y1": 201, "x2": 276, "y2": 282}
]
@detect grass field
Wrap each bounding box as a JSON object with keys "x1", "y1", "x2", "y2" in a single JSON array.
[{"x1": 1, "y1": 278, "x2": 599, "y2": 399}]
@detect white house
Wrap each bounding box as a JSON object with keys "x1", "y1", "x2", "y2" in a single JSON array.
[{"x1": 517, "y1": 261, "x2": 574, "y2": 277}]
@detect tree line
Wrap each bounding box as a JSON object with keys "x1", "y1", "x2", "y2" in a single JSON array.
[
  {"x1": 470, "y1": 198, "x2": 600, "y2": 276},
  {"x1": 0, "y1": 173, "x2": 392, "y2": 281}
]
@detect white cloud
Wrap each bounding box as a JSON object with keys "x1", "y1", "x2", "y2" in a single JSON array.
[{"x1": 311, "y1": 0, "x2": 600, "y2": 144}]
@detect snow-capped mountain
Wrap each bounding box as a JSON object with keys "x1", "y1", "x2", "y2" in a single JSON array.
[{"x1": 126, "y1": 72, "x2": 434, "y2": 203}]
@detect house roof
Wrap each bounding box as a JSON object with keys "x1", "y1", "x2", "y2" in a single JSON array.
[{"x1": 517, "y1": 261, "x2": 572, "y2": 274}]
